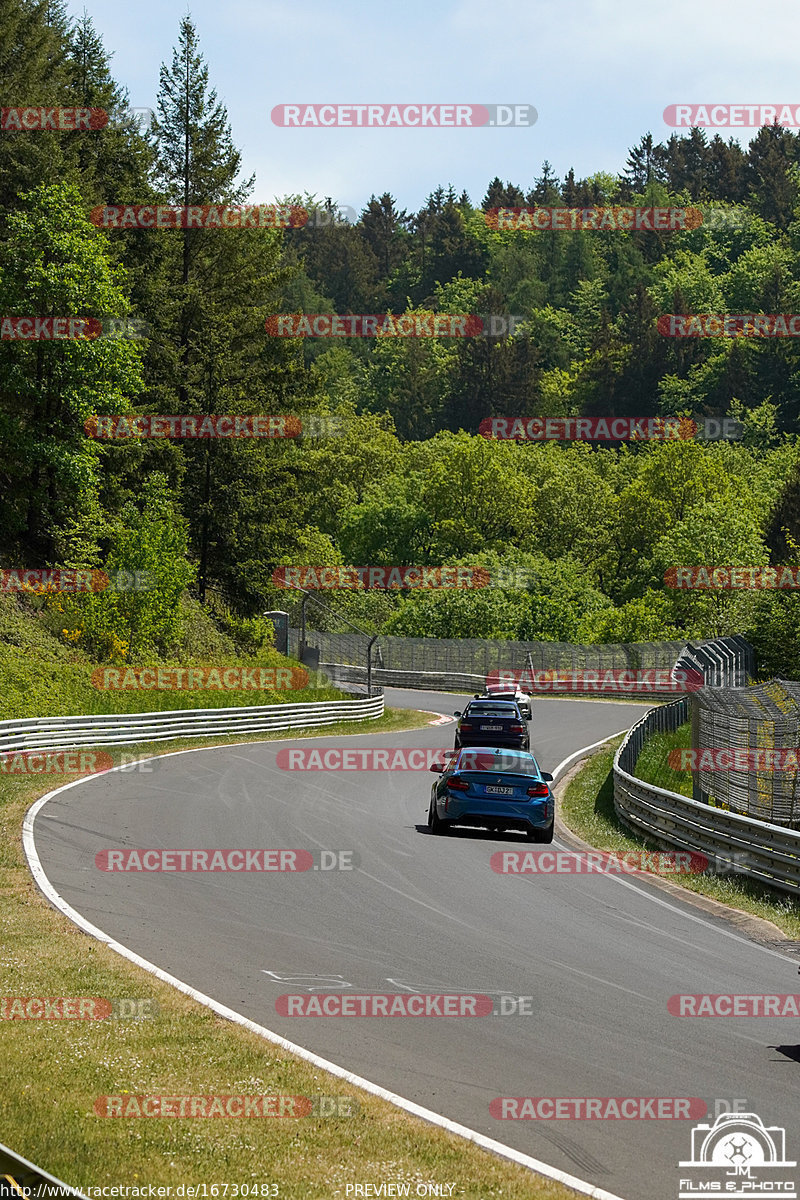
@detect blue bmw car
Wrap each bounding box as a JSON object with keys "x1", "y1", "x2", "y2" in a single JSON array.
[{"x1": 427, "y1": 747, "x2": 554, "y2": 841}]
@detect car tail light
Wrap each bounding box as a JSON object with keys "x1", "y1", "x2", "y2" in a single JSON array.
[
  {"x1": 459, "y1": 722, "x2": 473, "y2": 731},
  {"x1": 510, "y1": 724, "x2": 524, "y2": 733},
  {"x1": 447, "y1": 777, "x2": 469, "y2": 791},
  {"x1": 526, "y1": 782, "x2": 549, "y2": 797}
]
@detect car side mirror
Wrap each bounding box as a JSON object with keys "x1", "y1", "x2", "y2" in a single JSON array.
[
  {"x1": 453, "y1": 711, "x2": 461, "y2": 717},
  {"x1": 540, "y1": 771, "x2": 553, "y2": 782},
  {"x1": 429, "y1": 763, "x2": 446, "y2": 773}
]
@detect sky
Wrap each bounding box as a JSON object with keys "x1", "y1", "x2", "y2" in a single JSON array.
[{"x1": 83, "y1": 0, "x2": 800, "y2": 216}]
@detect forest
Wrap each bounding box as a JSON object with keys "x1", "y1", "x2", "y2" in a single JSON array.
[{"x1": 2, "y1": 0, "x2": 800, "y2": 692}]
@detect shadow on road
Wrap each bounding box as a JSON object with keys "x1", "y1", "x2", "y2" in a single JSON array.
[
  {"x1": 414, "y1": 822, "x2": 534, "y2": 843},
  {"x1": 771, "y1": 1044, "x2": 800, "y2": 1063}
]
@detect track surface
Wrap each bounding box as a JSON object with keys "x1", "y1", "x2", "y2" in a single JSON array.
[{"x1": 31, "y1": 689, "x2": 800, "y2": 1200}]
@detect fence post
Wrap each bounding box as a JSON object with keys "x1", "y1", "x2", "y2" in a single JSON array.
[
  {"x1": 300, "y1": 592, "x2": 309, "y2": 659},
  {"x1": 367, "y1": 635, "x2": 378, "y2": 696}
]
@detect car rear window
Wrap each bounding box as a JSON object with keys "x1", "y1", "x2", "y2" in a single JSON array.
[
  {"x1": 467, "y1": 703, "x2": 518, "y2": 716},
  {"x1": 457, "y1": 749, "x2": 540, "y2": 775}
]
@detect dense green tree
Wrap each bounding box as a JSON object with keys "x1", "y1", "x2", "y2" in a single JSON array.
[{"x1": 0, "y1": 183, "x2": 143, "y2": 561}]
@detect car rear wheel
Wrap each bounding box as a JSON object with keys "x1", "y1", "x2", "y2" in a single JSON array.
[
  {"x1": 428, "y1": 799, "x2": 449, "y2": 834},
  {"x1": 527, "y1": 820, "x2": 554, "y2": 843}
]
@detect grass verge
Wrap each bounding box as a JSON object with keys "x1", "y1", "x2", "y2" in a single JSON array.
[
  {"x1": 631, "y1": 722, "x2": 693, "y2": 797},
  {"x1": 1, "y1": 706, "x2": 582, "y2": 1200},
  {"x1": 559, "y1": 736, "x2": 800, "y2": 940}
]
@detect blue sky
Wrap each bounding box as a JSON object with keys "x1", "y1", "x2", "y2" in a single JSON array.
[{"x1": 85, "y1": 0, "x2": 800, "y2": 215}]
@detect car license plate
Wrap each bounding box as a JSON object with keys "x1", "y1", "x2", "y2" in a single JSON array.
[
  {"x1": 480, "y1": 724, "x2": 502, "y2": 731},
  {"x1": 486, "y1": 785, "x2": 514, "y2": 795}
]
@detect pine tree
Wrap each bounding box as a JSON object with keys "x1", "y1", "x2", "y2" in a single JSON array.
[
  {"x1": 422, "y1": 201, "x2": 487, "y2": 295},
  {"x1": 747, "y1": 125, "x2": 800, "y2": 228},
  {"x1": 527, "y1": 161, "x2": 561, "y2": 205},
  {"x1": 562, "y1": 168, "x2": 579, "y2": 206},
  {"x1": 151, "y1": 16, "x2": 273, "y2": 603},
  {"x1": 360, "y1": 193, "x2": 410, "y2": 278},
  {"x1": 681, "y1": 127, "x2": 710, "y2": 198},
  {"x1": 65, "y1": 13, "x2": 155, "y2": 205},
  {"x1": 0, "y1": 0, "x2": 71, "y2": 207},
  {"x1": 481, "y1": 177, "x2": 525, "y2": 208},
  {"x1": 706, "y1": 135, "x2": 747, "y2": 203},
  {"x1": 624, "y1": 134, "x2": 658, "y2": 191}
]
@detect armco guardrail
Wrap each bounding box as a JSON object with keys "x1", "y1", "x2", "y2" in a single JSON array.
[
  {"x1": 613, "y1": 699, "x2": 800, "y2": 898},
  {"x1": 322, "y1": 662, "x2": 491, "y2": 692},
  {"x1": 0, "y1": 694, "x2": 384, "y2": 757}
]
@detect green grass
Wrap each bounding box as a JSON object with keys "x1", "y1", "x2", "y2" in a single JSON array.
[
  {"x1": 560, "y1": 737, "x2": 800, "y2": 939},
  {"x1": 0, "y1": 708, "x2": 584, "y2": 1199},
  {"x1": 0, "y1": 593, "x2": 348, "y2": 719},
  {"x1": 631, "y1": 722, "x2": 694, "y2": 797}
]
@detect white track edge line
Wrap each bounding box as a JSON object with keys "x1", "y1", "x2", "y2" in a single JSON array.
[
  {"x1": 551, "y1": 732, "x2": 799, "y2": 966},
  {"x1": 22, "y1": 736, "x2": 627, "y2": 1200}
]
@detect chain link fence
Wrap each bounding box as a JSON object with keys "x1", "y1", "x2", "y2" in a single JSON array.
[
  {"x1": 285, "y1": 593, "x2": 380, "y2": 695},
  {"x1": 614, "y1": 699, "x2": 800, "y2": 897},
  {"x1": 691, "y1": 680, "x2": 800, "y2": 827},
  {"x1": 289, "y1": 628, "x2": 750, "y2": 694}
]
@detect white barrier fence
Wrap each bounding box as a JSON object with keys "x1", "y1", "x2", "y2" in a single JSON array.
[
  {"x1": 0, "y1": 695, "x2": 385, "y2": 757},
  {"x1": 317, "y1": 634, "x2": 753, "y2": 696},
  {"x1": 613, "y1": 700, "x2": 800, "y2": 897}
]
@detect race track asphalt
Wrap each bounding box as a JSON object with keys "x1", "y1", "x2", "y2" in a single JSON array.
[{"x1": 29, "y1": 688, "x2": 800, "y2": 1200}]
